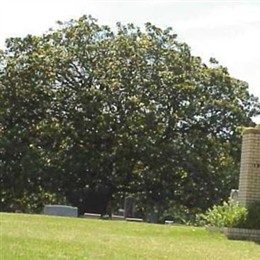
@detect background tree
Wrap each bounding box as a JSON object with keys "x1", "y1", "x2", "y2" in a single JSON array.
[{"x1": 1, "y1": 15, "x2": 259, "y2": 217}]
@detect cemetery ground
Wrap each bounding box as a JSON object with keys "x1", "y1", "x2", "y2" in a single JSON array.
[{"x1": 1, "y1": 213, "x2": 260, "y2": 260}]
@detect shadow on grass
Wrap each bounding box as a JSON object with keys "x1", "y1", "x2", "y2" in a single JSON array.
[{"x1": 227, "y1": 237, "x2": 260, "y2": 245}]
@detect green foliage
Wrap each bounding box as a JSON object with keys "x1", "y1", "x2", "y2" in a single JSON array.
[
  {"x1": 161, "y1": 202, "x2": 201, "y2": 225},
  {"x1": 197, "y1": 200, "x2": 260, "y2": 230},
  {"x1": 3, "y1": 189, "x2": 68, "y2": 214},
  {"x1": 1, "y1": 14, "x2": 260, "y2": 215},
  {"x1": 197, "y1": 200, "x2": 247, "y2": 228},
  {"x1": 240, "y1": 202, "x2": 260, "y2": 229}
]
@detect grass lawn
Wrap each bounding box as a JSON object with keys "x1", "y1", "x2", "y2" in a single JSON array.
[{"x1": 1, "y1": 213, "x2": 260, "y2": 259}]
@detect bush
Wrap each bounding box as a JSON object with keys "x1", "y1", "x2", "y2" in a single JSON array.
[
  {"x1": 196, "y1": 200, "x2": 247, "y2": 228},
  {"x1": 12, "y1": 190, "x2": 68, "y2": 214},
  {"x1": 240, "y1": 202, "x2": 260, "y2": 229},
  {"x1": 162, "y1": 203, "x2": 202, "y2": 225}
]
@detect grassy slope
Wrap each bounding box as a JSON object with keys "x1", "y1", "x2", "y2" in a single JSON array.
[{"x1": 1, "y1": 213, "x2": 260, "y2": 259}]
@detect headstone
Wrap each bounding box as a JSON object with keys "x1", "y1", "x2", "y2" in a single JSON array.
[
  {"x1": 230, "y1": 189, "x2": 239, "y2": 202},
  {"x1": 118, "y1": 208, "x2": 125, "y2": 216},
  {"x1": 124, "y1": 196, "x2": 135, "y2": 218},
  {"x1": 44, "y1": 205, "x2": 78, "y2": 217},
  {"x1": 125, "y1": 217, "x2": 143, "y2": 222},
  {"x1": 112, "y1": 214, "x2": 125, "y2": 221},
  {"x1": 83, "y1": 213, "x2": 100, "y2": 219}
]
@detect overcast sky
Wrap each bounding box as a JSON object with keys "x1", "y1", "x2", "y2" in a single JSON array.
[{"x1": 1, "y1": 0, "x2": 259, "y2": 122}]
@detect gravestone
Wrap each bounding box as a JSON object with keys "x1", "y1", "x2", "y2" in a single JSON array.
[
  {"x1": 118, "y1": 208, "x2": 124, "y2": 216},
  {"x1": 124, "y1": 196, "x2": 135, "y2": 218},
  {"x1": 44, "y1": 205, "x2": 78, "y2": 217},
  {"x1": 230, "y1": 189, "x2": 239, "y2": 202}
]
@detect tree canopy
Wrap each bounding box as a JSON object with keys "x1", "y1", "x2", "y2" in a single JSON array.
[{"x1": 1, "y1": 15, "x2": 259, "y2": 218}]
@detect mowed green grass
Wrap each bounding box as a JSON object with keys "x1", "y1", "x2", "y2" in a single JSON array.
[{"x1": 1, "y1": 213, "x2": 260, "y2": 259}]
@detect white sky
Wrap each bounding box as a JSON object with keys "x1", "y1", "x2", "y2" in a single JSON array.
[{"x1": 0, "y1": 0, "x2": 260, "y2": 122}]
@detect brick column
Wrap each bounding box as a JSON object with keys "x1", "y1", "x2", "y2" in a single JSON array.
[{"x1": 238, "y1": 128, "x2": 260, "y2": 206}]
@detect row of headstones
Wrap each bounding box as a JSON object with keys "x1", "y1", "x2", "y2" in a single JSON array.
[
  {"x1": 43, "y1": 196, "x2": 159, "y2": 223},
  {"x1": 121, "y1": 197, "x2": 158, "y2": 223},
  {"x1": 43, "y1": 196, "x2": 137, "y2": 219}
]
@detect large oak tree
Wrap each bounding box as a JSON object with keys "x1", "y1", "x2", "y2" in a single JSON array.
[{"x1": 1, "y1": 15, "x2": 259, "y2": 216}]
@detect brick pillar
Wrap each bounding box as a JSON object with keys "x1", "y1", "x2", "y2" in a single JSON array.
[{"x1": 238, "y1": 128, "x2": 260, "y2": 206}]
